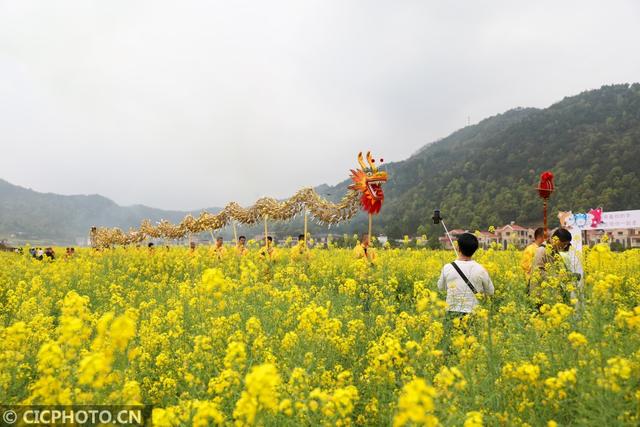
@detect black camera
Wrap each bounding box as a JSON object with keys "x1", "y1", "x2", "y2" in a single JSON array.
[{"x1": 432, "y1": 209, "x2": 442, "y2": 224}]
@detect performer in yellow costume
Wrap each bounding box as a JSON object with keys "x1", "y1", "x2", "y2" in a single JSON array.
[
  {"x1": 236, "y1": 235, "x2": 249, "y2": 256},
  {"x1": 259, "y1": 236, "x2": 278, "y2": 261},
  {"x1": 212, "y1": 236, "x2": 227, "y2": 259},
  {"x1": 353, "y1": 233, "x2": 376, "y2": 264},
  {"x1": 291, "y1": 234, "x2": 311, "y2": 261}
]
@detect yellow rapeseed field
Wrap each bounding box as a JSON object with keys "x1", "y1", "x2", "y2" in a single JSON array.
[{"x1": 1, "y1": 243, "x2": 639, "y2": 426}]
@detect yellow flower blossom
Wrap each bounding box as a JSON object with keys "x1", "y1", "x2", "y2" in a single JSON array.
[
  {"x1": 233, "y1": 364, "x2": 281, "y2": 426},
  {"x1": 1, "y1": 244, "x2": 639, "y2": 424},
  {"x1": 464, "y1": 411, "x2": 483, "y2": 427},
  {"x1": 567, "y1": 332, "x2": 588, "y2": 348},
  {"x1": 393, "y1": 378, "x2": 438, "y2": 427}
]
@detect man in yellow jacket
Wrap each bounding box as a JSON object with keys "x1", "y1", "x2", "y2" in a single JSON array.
[
  {"x1": 353, "y1": 233, "x2": 376, "y2": 264},
  {"x1": 521, "y1": 227, "x2": 545, "y2": 279}
]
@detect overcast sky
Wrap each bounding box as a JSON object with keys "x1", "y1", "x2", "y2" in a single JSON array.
[{"x1": 1, "y1": 1, "x2": 639, "y2": 210}]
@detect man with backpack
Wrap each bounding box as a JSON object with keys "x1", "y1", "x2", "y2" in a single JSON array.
[{"x1": 437, "y1": 233, "x2": 495, "y2": 316}]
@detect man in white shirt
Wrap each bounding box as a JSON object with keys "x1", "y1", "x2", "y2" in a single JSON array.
[{"x1": 437, "y1": 233, "x2": 495, "y2": 314}]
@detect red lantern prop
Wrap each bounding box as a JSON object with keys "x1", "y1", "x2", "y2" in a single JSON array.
[{"x1": 537, "y1": 171, "x2": 555, "y2": 238}]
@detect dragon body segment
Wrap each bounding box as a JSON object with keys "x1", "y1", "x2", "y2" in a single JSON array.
[{"x1": 90, "y1": 152, "x2": 387, "y2": 248}]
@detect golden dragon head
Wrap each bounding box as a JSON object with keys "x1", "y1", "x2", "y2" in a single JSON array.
[{"x1": 349, "y1": 151, "x2": 388, "y2": 215}]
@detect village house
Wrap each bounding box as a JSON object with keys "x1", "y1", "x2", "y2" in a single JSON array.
[
  {"x1": 438, "y1": 229, "x2": 467, "y2": 250},
  {"x1": 439, "y1": 222, "x2": 536, "y2": 250},
  {"x1": 584, "y1": 228, "x2": 640, "y2": 248},
  {"x1": 0, "y1": 240, "x2": 18, "y2": 252},
  {"x1": 495, "y1": 222, "x2": 534, "y2": 249},
  {"x1": 477, "y1": 231, "x2": 499, "y2": 249}
]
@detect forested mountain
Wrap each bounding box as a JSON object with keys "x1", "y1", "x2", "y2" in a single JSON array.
[
  {"x1": 2, "y1": 84, "x2": 639, "y2": 244},
  {"x1": 314, "y1": 83, "x2": 640, "y2": 240}
]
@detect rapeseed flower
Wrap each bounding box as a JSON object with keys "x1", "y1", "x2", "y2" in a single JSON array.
[{"x1": 1, "y1": 245, "x2": 638, "y2": 424}]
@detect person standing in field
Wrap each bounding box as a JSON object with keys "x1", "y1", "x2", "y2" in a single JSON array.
[
  {"x1": 292, "y1": 234, "x2": 310, "y2": 261},
  {"x1": 259, "y1": 236, "x2": 278, "y2": 261},
  {"x1": 532, "y1": 228, "x2": 571, "y2": 276},
  {"x1": 531, "y1": 228, "x2": 583, "y2": 307},
  {"x1": 213, "y1": 236, "x2": 227, "y2": 259},
  {"x1": 437, "y1": 233, "x2": 494, "y2": 316},
  {"x1": 236, "y1": 236, "x2": 248, "y2": 256},
  {"x1": 353, "y1": 233, "x2": 376, "y2": 264},
  {"x1": 557, "y1": 234, "x2": 584, "y2": 306},
  {"x1": 521, "y1": 227, "x2": 545, "y2": 279},
  {"x1": 437, "y1": 233, "x2": 494, "y2": 357}
]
